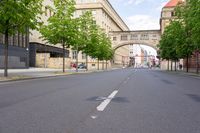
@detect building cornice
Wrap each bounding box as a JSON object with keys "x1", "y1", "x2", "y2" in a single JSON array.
[
  {"x1": 104, "y1": 0, "x2": 129, "y2": 30},
  {"x1": 110, "y1": 30, "x2": 161, "y2": 33},
  {"x1": 75, "y1": 0, "x2": 129, "y2": 31}
]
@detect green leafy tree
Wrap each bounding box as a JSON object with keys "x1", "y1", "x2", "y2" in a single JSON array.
[
  {"x1": 184, "y1": 0, "x2": 200, "y2": 73},
  {"x1": 159, "y1": 21, "x2": 185, "y2": 71},
  {"x1": 70, "y1": 11, "x2": 113, "y2": 71},
  {"x1": 93, "y1": 29, "x2": 113, "y2": 70},
  {"x1": 159, "y1": 30, "x2": 172, "y2": 70},
  {"x1": 0, "y1": 0, "x2": 42, "y2": 77},
  {"x1": 100, "y1": 34, "x2": 113, "y2": 70},
  {"x1": 72, "y1": 11, "x2": 94, "y2": 72},
  {"x1": 82, "y1": 20, "x2": 100, "y2": 69},
  {"x1": 40, "y1": 0, "x2": 76, "y2": 72},
  {"x1": 103, "y1": 40, "x2": 113, "y2": 70},
  {"x1": 79, "y1": 11, "x2": 95, "y2": 71},
  {"x1": 183, "y1": 0, "x2": 200, "y2": 49},
  {"x1": 85, "y1": 22, "x2": 100, "y2": 58},
  {"x1": 176, "y1": 0, "x2": 199, "y2": 72}
]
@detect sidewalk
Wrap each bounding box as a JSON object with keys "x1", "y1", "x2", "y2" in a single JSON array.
[
  {"x1": 0, "y1": 67, "x2": 117, "y2": 82},
  {"x1": 164, "y1": 70, "x2": 200, "y2": 79}
]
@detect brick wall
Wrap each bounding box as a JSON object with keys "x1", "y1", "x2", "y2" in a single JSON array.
[{"x1": 183, "y1": 54, "x2": 200, "y2": 72}]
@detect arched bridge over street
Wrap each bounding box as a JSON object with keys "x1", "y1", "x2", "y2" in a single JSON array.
[{"x1": 109, "y1": 30, "x2": 161, "y2": 50}]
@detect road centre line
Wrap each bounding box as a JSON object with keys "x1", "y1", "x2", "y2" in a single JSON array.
[
  {"x1": 96, "y1": 90, "x2": 118, "y2": 112},
  {"x1": 96, "y1": 73, "x2": 133, "y2": 112}
]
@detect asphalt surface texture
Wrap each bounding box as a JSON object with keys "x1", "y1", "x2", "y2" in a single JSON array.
[{"x1": 0, "y1": 68, "x2": 199, "y2": 133}]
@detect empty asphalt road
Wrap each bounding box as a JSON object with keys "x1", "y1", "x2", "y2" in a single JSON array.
[{"x1": 0, "y1": 69, "x2": 200, "y2": 133}]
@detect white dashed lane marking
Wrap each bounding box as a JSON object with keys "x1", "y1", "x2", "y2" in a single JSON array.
[{"x1": 96, "y1": 90, "x2": 119, "y2": 112}]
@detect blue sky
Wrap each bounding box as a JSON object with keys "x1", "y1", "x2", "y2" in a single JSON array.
[{"x1": 109, "y1": 0, "x2": 169, "y2": 30}]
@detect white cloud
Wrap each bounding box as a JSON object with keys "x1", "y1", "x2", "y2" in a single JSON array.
[
  {"x1": 125, "y1": 15, "x2": 160, "y2": 30},
  {"x1": 123, "y1": 0, "x2": 156, "y2": 6},
  {"x1": 125, "y1": 0, "x2": 145, "y2": 5}
]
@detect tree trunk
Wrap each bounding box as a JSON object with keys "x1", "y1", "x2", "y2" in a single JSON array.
[
  {"x1": 196, "y1": 53, "x2": 199, "y2": 74},
  {"x1": 4, "y1": 29, "x2": 9, "y2": 77},
  {"x1": 44, "y1": 43, "x2": 47, "y2": 68},
  {"x1": 175, "y1": 60, "x2": 177, "y2": 71},
  {"x1": 86, "y1": 55, "x2": 88, "y2": 71},
  {"x1": 167, "y1": 60, "x2": 169, "y2": 71},
  {"x1": 62, "y1": 43, "x2": 65, "y2": 73},
  {"x1": 102, "y1": 60, "x2": 104, "y2": 70},
  {"x1": 25, "y1": 27, "x2": 29, "y2": 68},
  {"x1": 97, "y1": 59, "x2": 99, "y2": 70},
  {"x1": 106, "y1": 60, "x2": 108, "y2": 70},
  {"x1": 76, "y1": 51, "x2": 79, "y2": 72},
  {"x1": 186, "y1": 54, "x2": 189, "y2": 73},
  {"x1": 171, "y1": 60, "x2": 173, "y2": 71}
]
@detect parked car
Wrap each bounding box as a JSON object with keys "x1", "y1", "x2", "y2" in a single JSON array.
[
  {"x1": 78, "y1": 63, "x2": 87, "y2": 69},
  {"x1": 71, "y1": 63, "x2": 77, "y2": 68}
]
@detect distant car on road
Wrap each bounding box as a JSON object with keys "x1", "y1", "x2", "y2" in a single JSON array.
[{"x1": 78, "y1": 63, "x2": 87, "y2": 69}]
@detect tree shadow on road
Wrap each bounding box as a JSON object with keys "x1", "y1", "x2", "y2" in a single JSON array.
[
  {"x1": 86, "y1": 96, "x2": 130, "y2": 103},
  {"x1": 186, "y1": 94, "x2": 200, "y2": 103}
]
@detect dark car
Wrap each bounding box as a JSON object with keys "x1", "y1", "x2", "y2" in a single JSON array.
[{"x1": 78, "y1": 63, "x2": 87, "y2": 69}]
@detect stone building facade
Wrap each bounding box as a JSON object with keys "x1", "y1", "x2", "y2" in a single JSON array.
[
  {"x1": 160, "y1": 0, "x2": 199, "y2": 72},
  {"x1": 32, "y1": 0, "x2": 130, "y2": 69},
  {"x1": 1, "y1": 0, "x2": 130, "y2": 69},
  {"x1": 73, "y1": 0, "x2": 130, "y2": 69},
  {"x1": 29, "y1": 0, "x2": 70, "y2": 68},
  {"x1": 160, "y1": 0, "x2": 184, "y2": 70},
  {"x1": 0, "y1": 32, "x2": 29, "y2": 68}
]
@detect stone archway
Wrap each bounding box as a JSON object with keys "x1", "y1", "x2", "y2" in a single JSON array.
[
  {"x1": 109, "y1": 30, "x2": 161, "y2": 66},
  {"x1": 109, "y1": 30, "x2": 161, "y2": 50},
  {"x1": 113, "y1": 43, "x2": 158, "y2": 67}
]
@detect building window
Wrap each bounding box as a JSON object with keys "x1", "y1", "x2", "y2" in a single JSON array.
[
  {"x1": 82, "y1": 53, "x2": 86, "y2": 59},
  {"x1": 8, "y1": 36, "x2": 12, "y2": 46},
  {"x1": 72, "y1": 50, "x2": 77, "y2": 59},
  {"x1": 131, "y1": 34, "x2": 138, "y2": 40},
  {"x1": 152, "y1": 34, "x2": 157, "y2": 37},
  {"x1": 171, "y1": 11, "x2": 176, "y2": 17},
  {"x1": 121, "y1": 35, "x2": 128, "y2": 41},
  {"x1": 92, "y1": 10, "x2": 96, "y2": 15},
  {"x1": 113, "y1": 36, "x2": 117, "y2": 41},
  {"x1": 0, "y1": 32, "x2": 26, "y2": 47},
  {"x1": 140, "y1": 34, "x2": 149, "y2": 40}
]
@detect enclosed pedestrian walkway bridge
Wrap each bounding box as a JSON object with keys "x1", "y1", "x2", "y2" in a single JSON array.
[{"x1": 109, "y1": 30, "x2": 161, "y2": 50}]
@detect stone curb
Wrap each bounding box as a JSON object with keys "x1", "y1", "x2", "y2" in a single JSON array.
[
  {"x1": 163, "y1": 70, "x2": 200, "y2": 79},
  {"x1": 0, "y1": 68, "x2": 119, "y2": 83}
]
